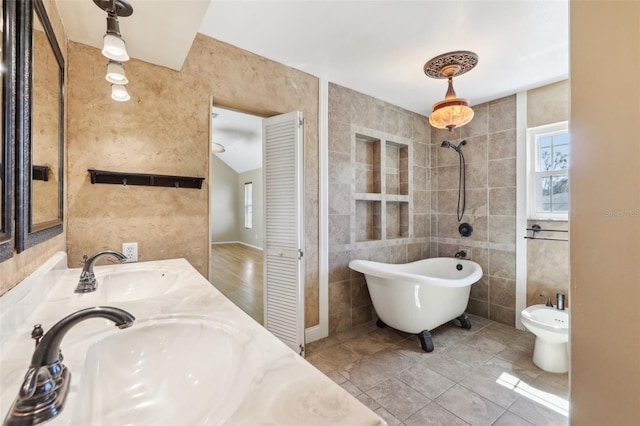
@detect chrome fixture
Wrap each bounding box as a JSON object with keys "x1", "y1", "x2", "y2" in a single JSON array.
[
  {"x1": 556, "y1": 292, "x2": 566, "y2": 310},
  {"x1": 424, "y1": 51, "x2": 478, "y2": 131},
  {"x1": 92, "y1": 0, "x2": 133, "y2": 101},
  {"x1": 3, "y1": 307, "x2": 135, "y2": 426},
  {"x1": 540, "y1": 294, "x2": 554, "y2": 308},
  {"x1": 75, "y1": 250, "x2": 127, "y2": 293},
  {"x1": 454, "y1": 250, "x2": 466, "y2": 259}
]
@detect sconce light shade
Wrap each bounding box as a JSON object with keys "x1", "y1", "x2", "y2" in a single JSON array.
[
  {"x1": 111, "y1": 84, "x2": 130, "y2": 102},
  {"x1": 105, "y1": 60, "x2": 128, "y2": 84},
  {"x1": 212, "y1": 142, "x2": 226, "y2": 153},
  {"x1": 424, "y1": 51, "x2": 478, "y2": 131},
  {"x1": 102, "y1": 33, "x2": 129, "y2": 62}
]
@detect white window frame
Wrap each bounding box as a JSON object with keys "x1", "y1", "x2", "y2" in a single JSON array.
[
  {"x1": 527, "y1": 121, "x2": 569, "y2": 221},
  {"x1": 244, "y1": 182, "x2": 253, "y2": 229}
]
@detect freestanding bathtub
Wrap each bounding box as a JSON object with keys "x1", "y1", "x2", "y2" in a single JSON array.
[{"x1": 349, "y1": 257, "x2": 483, "y2": 352}]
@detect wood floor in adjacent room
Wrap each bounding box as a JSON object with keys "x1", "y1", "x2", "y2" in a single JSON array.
[{"x1": 210, "y1": 243, "x2": 264, "y2": 324}]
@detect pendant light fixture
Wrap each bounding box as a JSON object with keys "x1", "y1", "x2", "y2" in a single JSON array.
[
  {"x1": 93, "y1": 0, "x2": 133, "y2": 101},
  {"x1": 424, "y1": 51, "x2": 478, "y2": 131}
]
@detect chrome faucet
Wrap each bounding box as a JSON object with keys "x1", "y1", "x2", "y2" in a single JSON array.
[
  {"x1": 454, "y1": 250, "x2": 467, "y2": 259},
  {"x1": 75, "y1": 250, "x2": 127, "y2": 293},
  {"x1": 3, "y1": 307, "x2": 135, "y2": 426}
]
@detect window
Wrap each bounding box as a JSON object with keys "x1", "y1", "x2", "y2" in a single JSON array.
[
  {"x1": 244, "y1": 182, "x2": 253, "y2": 229},
  {"x1": 527, "y1": 122, "x2": 569, "y2": 220}
]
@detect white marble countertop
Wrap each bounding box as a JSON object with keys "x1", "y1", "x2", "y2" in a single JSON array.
[{"x1": 0, "y1": 252, "x2": 385, "y2": 425}]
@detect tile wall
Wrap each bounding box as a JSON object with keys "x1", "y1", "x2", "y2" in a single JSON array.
[
  {"x1": 327, "y1": 83, "x2": 431, "y2": 334},
  {"x1": 430, "y1": 95, "x2": 518, "y2": 326}
]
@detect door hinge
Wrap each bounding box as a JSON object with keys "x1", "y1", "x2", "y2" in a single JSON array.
[
  {"x1": 298, "y1": 249, "x2": 304, "y2": 259},
  {"x1": 298, "y1": 117, "x2": 304, "y2": 127},
  {"x1": 299, "y1": 344, "x2": 305, "y2": 357}
]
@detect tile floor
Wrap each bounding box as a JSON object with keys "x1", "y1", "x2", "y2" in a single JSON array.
[{"x1": 306, "y1": 315, "x2": 569, "y2": 426}]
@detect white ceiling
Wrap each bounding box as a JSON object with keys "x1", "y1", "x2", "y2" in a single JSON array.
[
  {"x1": 56, "y1": 0, "x2": 569, "y2": 172},
  {"x1": 211, "y1": 106, "x2": 263, "y2": 174}
]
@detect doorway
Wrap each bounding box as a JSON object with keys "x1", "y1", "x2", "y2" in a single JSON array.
[{"x1": 209, "y1": 104, "x2": 265, "y2": 323}]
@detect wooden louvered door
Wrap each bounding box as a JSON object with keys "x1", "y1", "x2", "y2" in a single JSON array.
[{"x1": 262, "y1": 111, "x2": 305, "y2": 355}]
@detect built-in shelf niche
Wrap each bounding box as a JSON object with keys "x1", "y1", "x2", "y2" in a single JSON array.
[
  {"x1": 386, "y1": 201, "x2": 409, "y2": 239},
  {"x1": 385, "y1": 141, "x2": 409, "y2": 196},
  {"x1": 356, "y1": 200, "x2": 382, "y2": 242},
  {"x1": 353, "y1": 127, "x2": 412, "y2": 244},
  {"x1": 355, "y1": 133, "x2": 381, "y2": 194}
]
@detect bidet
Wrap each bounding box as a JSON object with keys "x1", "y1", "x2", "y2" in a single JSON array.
[{"x1": 521, "y1": 304, "x2": 569, "y2": 373}]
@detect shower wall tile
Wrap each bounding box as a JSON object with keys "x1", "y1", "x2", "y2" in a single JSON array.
[
  {"x1": 329, "y1": 120, "x2": 352, "y2": 154},
  {"x1": 488, "y1": 216, "x2": 516, "y2": 244},
  {"x1": 412, "y1": 113, "x2": 431, "y2": 143},
  {"x1": 488, "y1": 95, "x2": 517, "y2": 133},
  {"x1": 489, "y1": 304, "x2": 515, "y2": 327},
  {"x1": 329, "y1": 184, "x2": 352, "y2": 215},
  {"x1": 430, "y1": 93, "x2": 518, "y2": 327},
  {"x1": 329, "y1": 215, "x2": 351, "y2": 247},
  {"x1": 328, "y1": 83, "x2": 432, "y2": 334},
  {"x1": 385, "y1": 105, "x2": 413, "y2": 139},
  {"x1": 329, "y1": 151, "x2": 353, "y2": 186},
  {"x1": 488, "y1": 129, "x2": 517, "y2": 160},
  {"x1": 489, "y1": 249, "x2": 516, "y2": 280},
  {"x1": 351, "y1": 91, "x2": 385, "y2": 131},
  {"x1": 352, "y1": 305, "x2": 374, "y2": 326},
  {"x1": 470, "y1": 275, "x2": 489, "y2": 301},
  {"x1": 489, "y1": 188, "x2": 516, "y2": 215},
  {"x1": 467, "y1": 299, "x2": 489, "y2": 318},
  {"x1": 488, "y1": 158, "x2": 516, "y2": 188},
  {"x1": 461, "y1": 134, "x2": 488, "y2": 165},
  {"x1": 489, "y1": 277, "x2": 516, "y2": 308},
  {"x1": 329, "y1": 83, "x2": 351, "y2": 123},
  {"x1": 330, "y1": 280, "x2": 352, "y2": 314},
  {"x1": 460, "y1": 103, "x2": 489, "y2": 139},
  {"x1": 352, "y1": 277, "x2": 373, "y2": 308},
  {"x1": 329, "y1": 250, "x2": 351, "y2": 283}
]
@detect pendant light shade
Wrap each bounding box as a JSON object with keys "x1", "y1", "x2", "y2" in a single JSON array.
[
  {"x1": 102, "y1": 33, "x2": 129, "y2": 62},
  {"x1": 111, "y1": 84, "x2": 130, "y2": 102},
  {"x1": 424, "y1": 51, "x2": 478, "y2": 132},
  {"x1": 105, "y1": 60, "x2": 128, "y2": 84},
  {"x1": 428, "y1": 77, "x2": 474, "y2": 131}
]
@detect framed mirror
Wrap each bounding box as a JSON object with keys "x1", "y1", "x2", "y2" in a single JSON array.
[
  {"x1": 15, "y1": 0, "x2": 64, "y2": 252},
  {"x1": 0, "y1": 0, "x2": 16, "y2": 263}
]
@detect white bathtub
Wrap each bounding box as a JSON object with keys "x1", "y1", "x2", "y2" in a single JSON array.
[{"x1": 349, "y1": 257, "x2": 483, "y2": 351}]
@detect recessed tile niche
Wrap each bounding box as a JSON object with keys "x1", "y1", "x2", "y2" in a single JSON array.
[{"x1": 354, "y1": 128, "x2": 411, "y2": 242}]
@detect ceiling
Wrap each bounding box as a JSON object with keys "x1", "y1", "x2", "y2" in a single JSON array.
[
  {"x1": 211, "y1": 106, "x2": 263, "y2": 174},
  {"x1": 56, "y1": 0, "x2": 569, "y2": 172}
]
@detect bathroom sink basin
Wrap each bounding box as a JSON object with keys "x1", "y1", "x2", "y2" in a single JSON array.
[
  {"x1": 71, "y1": 316, "x2": 261, "y2": 425},
  {"x1": 96, "y1": 267, "x2": 183, "y2": 301}
]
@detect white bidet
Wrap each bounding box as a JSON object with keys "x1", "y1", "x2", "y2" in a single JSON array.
[{"x1": 521, "y1": 304, "x2": 569, "y2": 373}]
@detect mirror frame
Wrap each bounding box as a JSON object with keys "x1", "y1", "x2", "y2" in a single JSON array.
[
  {"x1": 0, "y1": 0, "x2": 17, "y2": 263},
  {"x1": 15, "y1": 0, "x2": 64, "y2": 252}
]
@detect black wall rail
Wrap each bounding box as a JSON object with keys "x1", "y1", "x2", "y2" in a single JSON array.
[{"x1": 88, "y1": 169, "x2": 204, "y2": 189}]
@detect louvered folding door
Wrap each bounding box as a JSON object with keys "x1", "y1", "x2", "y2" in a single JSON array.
[{"x1": 262, "y1": 112, "x2": 305, "y2": 355}]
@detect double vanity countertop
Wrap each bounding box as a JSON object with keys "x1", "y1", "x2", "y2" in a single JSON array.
[{"x1": 0, "y1": 252, "x2": 385, "y2": 425}]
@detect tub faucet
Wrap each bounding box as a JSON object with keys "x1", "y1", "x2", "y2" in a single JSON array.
[
  {"x1": 454, "y1": 250, "x2": 467, "y2": 259},
  {"x1": 75, "y1": 250, "x2": 127, "y2": 293},
  {"x1": 3, "y1": 307, "x2": 135, "y2": 426}
]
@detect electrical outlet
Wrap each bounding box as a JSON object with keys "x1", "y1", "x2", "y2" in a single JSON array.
[{"x1": 122, "y1": 242, "x2": 138, "y2": 263}]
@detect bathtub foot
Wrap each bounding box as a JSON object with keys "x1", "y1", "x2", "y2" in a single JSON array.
[
  {"x1": 417, "y1": 330, "x2": 434, "y2": 352},
  {"x1": 456, "y1": 313, "x2": 472, "y2": 330},
  {"x1": 376, "y1": 318, "x2": 386, "y2": 328}
]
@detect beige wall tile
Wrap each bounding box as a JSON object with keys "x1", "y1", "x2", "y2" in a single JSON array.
[
  {"x1": 489, "y1": 276, "x2": 516, "y2": 308},
  {"x1": 488, "y1": 95, "x2": 516, "y2": 133},
  {"x1": 488, "y1": 216, "x2": 516, "y2": 244},
  {"x1": 488, "y1": 129, "x2": 516, "y2": 160}
]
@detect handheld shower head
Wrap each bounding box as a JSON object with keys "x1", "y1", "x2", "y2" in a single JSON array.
[{"x1": 441, "y1": 140, "x2": 453, "y2": 149}]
